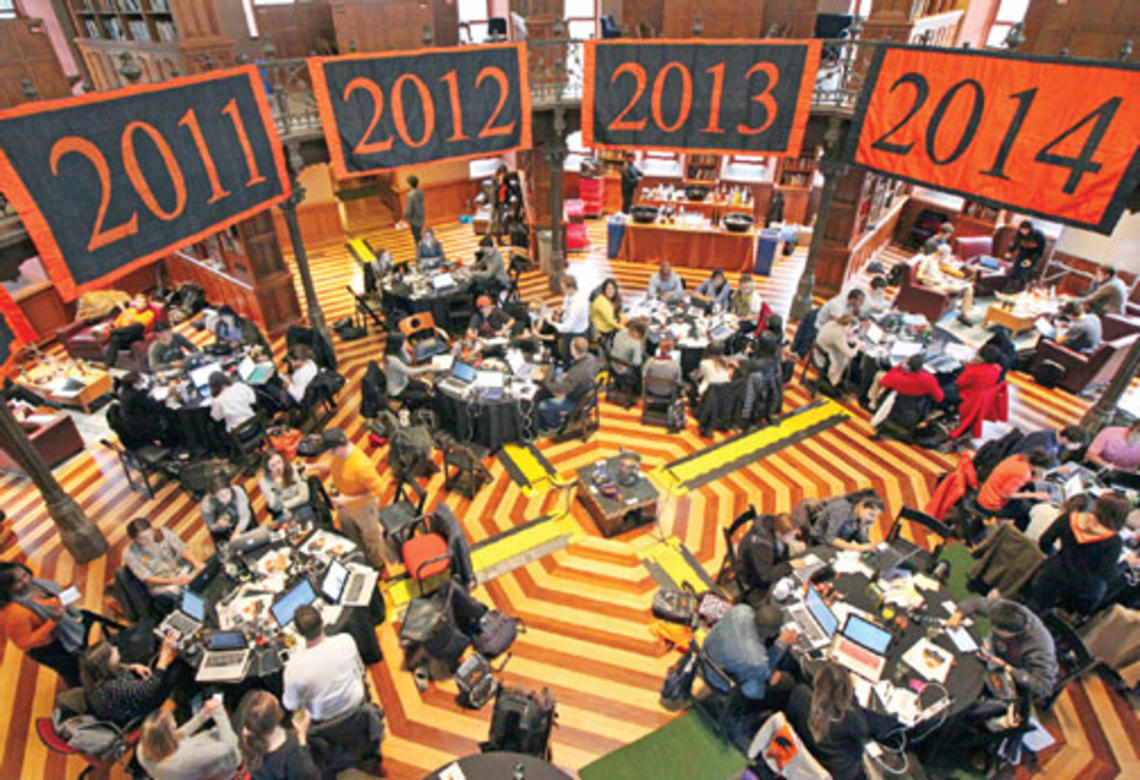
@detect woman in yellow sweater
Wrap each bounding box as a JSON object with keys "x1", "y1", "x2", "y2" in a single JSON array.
[{"x1": 590, "y1": 279, "x2": 624, "y2": 341}]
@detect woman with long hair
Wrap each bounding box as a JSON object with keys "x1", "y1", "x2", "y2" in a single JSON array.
[
  {"x1": 138, "y1": 698, "x2": 241, "y2": 780},
  {"x1": 81, "y1": 634, "x2": 180, "y2": 726},
  {"x1": 383, "y1": 332, "x2": 434, "y2": 409},
  {"x1": 695, "y1": 340, "x2": 735, "y2": 396},
  {"x1": 259, "y1": 450, "x2": 313, "y2": 523},
  {"x1": 238, "y1": 690, "x2": 320, "y2": 780},
  {"x1": 590, "y1": 278, "x2": 624, "y2": 339},
  {"x1": 199, "y1": 474, "x2": 254, "y2": 546},
  {"x1": 787, "y1": 661, "x2": 884, "y2": 780}
]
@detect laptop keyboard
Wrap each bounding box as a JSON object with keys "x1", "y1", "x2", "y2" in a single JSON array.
[
  {"x1": 345, "y1": 574, "x2": 365, "y2": 603},
  {"x1": 168, "y1": 613, "x2": 199, "y2": 635},
  {"x1": 789, "y1": 605, "x2": 827, "y2": 645},
  {"x1": 837, "y1": 637, "x2": 878, "y2": 668},
  {"x1": 204, "y1": 650, "x2": 246, "y2": 668}
]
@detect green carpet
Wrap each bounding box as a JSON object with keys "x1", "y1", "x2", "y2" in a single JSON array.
[
  {"x1": 937, "y1": 542, "x2": 991, "y2": 637},
  {"x1": 579, "y1": 711, "x2": 748, "y2": 780}
]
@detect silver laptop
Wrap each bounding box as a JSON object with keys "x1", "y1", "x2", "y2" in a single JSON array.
[
  {"x1": 157, "y1": 589, "x2": 205, "y2": 639},
  {"x1": 195, "y1": 631, "x2": 252, "y2": 683},
  {"x1": 320, "y1": 558, "x2": 378, "y2": 608},
  {"x1": 188, "y1": 362, "x2": 221, "y2": 389},
  {"x1": 787, "y1": 587, "x2": 839, "y2": 650}
]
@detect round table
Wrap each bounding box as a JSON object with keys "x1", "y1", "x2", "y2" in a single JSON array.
[
  {"x1": 629, "y1": 297, "x2": 738, "y2": 376},
  {"x1": 434, "y1": 383, "x2": 538, "y2": 452},
  {"x1": 383, "y1": 275, "x2": 474, "y2": 334},
  {"x1": 424, "y1": 752, "x2": 572, "y2": 780},
  {"x1": 785, "y1": 545, "x2": 986, "y2": 725}
]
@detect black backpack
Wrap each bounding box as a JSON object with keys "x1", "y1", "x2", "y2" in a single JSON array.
[
  {"x1": 1034, "y1": 359, "x2": 1066, "y2": 389},
  {"x1": 973, "y1": 428, "x2": 1025, "y2": 483},
  {"x1": 660, "y1": 649, "x2": 698, "y2": 704},
  {"x1": 481, "y1": 686, "x2": 557, "y2": 759}
]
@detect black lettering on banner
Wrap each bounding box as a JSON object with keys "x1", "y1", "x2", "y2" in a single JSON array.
[
  {"x1": 0, "y1": 66, "x2": 289, "y2": 300},
  {"x1": 583, "y1": 39, "x2": 821, "y2": 155},
  {"x1": 309, "y1": 44, "x2": 532, "y2": 177}
]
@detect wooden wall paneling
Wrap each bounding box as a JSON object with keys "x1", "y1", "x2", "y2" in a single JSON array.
[
  {"x1": 233, "y1": 210, "x2": 303, "y2": 333},
  {"x1": 431, "y1": 0, "x2": 459, "y2": 47},
  {"x1": 0, "y1": 19, "x2": 71, "y2": 107},
  {"x1": 661, "y1": 0, "x2": 768, "y2": 38},
  {"x1": 763, "y1": 0, "x2": 817, "y2": 37},
  {"x1": 400, "y1": 179, "x2": 479, "y2": 228},
  {"x1": 254, "y1": 0, "x2": 336, "y2": 58},
  {"x1": 13, "y1": 282, "x2": 70, "y2": 339},
  {"x1": 331, "y1": 0, "x2": 433, "y2": 53},
  {"x1": 618, "y1": 0, "x2": 664, "y2": 36}
]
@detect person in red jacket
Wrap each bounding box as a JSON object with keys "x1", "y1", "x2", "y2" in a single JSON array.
[
  {"x1": 880, "y1": 354, "x2": 945, "y2": 403},
  {"x1": 946, "y1": 345, "x2": 1009, "y2": 439}
]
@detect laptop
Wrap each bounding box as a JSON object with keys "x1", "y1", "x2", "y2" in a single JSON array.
[
  {"x1": 506, "y1": 350, "x2": 532, "y2": 379},
  {"x1": 319, "y1": 558, "x2": 378, "y2": 608},
  {"x1": 270, "y1": 579, "x2": 318, "y2": 628},
  {"x1": 238, "y1": 355, "x2": 274, "y2": 386},
  {"x1": 195, "y1": 630, "x2": 252, "y2": 683},
  {"x1": 788, "y1": 587, "x2": 839, "y2": 650},
  {"x1": 439, "y1": 360, "x2": 478, "y2": 395},
  {"x1": 830, "y1": 614, "x2": 892, "y2": 681},
  {"x1": 188, "y1": 362, "x2": 221, "y2": 389},
  {"x1": 158, "y1": 589, "x2": 206, "y2": 639},
  {"x1": 431, "y1": 272, "x2": 457, "y2": 290},
  {"x1": 865, "y1": 322, "x2": 885, "y2": 344},
  {"x1": 1046, "y1": 472, "x2": 1085, "y2": 504}
]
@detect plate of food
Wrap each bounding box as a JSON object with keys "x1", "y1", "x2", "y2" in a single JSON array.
[
  {"x1": 254, "y1": 549, "x2": 292, "y2": 576},
  {"x1": 301, "y1": 530, "x2": 356, "y2": 560}
]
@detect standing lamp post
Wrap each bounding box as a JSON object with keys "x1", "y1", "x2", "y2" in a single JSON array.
[{"x1": 789, "y1": 117, "x2": 846, "y2": 323}]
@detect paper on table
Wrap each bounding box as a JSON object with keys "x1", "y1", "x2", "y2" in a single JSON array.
[
  {"x1": 890, "y1": 341, "x2": 923, "y2": 359},
  {"x1": 58, "y1": 586, "x2": 81, "y2": 606},
  {"x1": 902, "y1": 638, "x2": 953, "y2": 684},
  {"x1": 946, "y1": 626, "x2": 979, "y2": 653},
  {"x1": 439, "y1": 763, "x2": 467, "y2": 780},
  {"x1": 853, "y1": 675, "x2": 874, "y2": 707},
  {"x1": 833, "y1": 552, "x2": 874, "y2": 577},
  {"x1": 431, "y1": 353, "x2": 455, "y2": 372}
]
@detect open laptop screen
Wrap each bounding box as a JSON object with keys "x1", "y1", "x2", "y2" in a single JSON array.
[
  {"x1": 451, "y1": 360, "x2": 477, "y2": 383},
  {"x1": 842, "y1": 614, "x2": 892, "y2": 655},
  {"x1": 181, "y1": 589, "x2": 206, "y2": 622},
  {"x1": 805, "y1": 588, "x2": 838, "y2": 638},
  {"x1": 270, "y1": 580, "x2": 317, "y2": 627},
  {"x1": 321, "y1": 558, "x2": 349, "y2": 603}
]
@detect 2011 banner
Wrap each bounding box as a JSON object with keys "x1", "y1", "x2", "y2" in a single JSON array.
[
  {"x1": 848, "y1": 45, "x2": 1140, "y2": 234},
  {"x1": 582, "y1": 39, "x2": 821, "y2": 156},
  {"x1": 0, "y1": 66, "x2": 290, "y2": 300},
  {"x1": 310, "y1": 44, "x2": 532, "y2": 177}
]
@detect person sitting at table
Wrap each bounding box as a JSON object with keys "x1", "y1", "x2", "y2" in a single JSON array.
[
  {"x1": 647, "y1": 261, "x2": 685, "y2": 303},
  {"x1": 548, "y1": 274, "x2": 591, "y2": 362},
  {"x1": 139, "y1": 697, "x2": 241, "y2": 780},
  {"x1": 590, "y1": 278, "x2": 624, "y2": 341},
  {"x1": 101, "y1": 292, "x2": 156, "y2": 367},
  {"x1": 123, "y1": 518, "x2": 202, "y2": 613},
  {"x1": 467, "y1": 295, "x2": 514, "y2": 343},
  {"x1": 117, "y1": 372, "x2": 171, "y2": 450},
  {"x1": 383, "y1": 333, "x2": 434, "y2": 410},
  {"x1": 538, "y1": 336, "x2": 598, "y2": 430},
  {"x1": 308, "y1": 428, "x2": 388, "y2": 570},
  {"x1": 147, "y1": 321, "x2": 197, "y2": 372},
  {"x1": 701, "y1": 602, "x2": 799, "y2": 706},
  {"x1": 211, "y1": 305, "x2": 269, "y2": 355},
  {"x1": 283, "y1": 606, "x2": 366, "y2": 724},
  {"x1": 919, "y1": 245, "x2": 975, "y2": 320},
  {"x1": 946, "y1": 597, "x2": 1057, "y2": 723},
  {"x1": 643, "y1": 337, "x2": 682, "y2": 397},
  {"x1": 879, "y1": 353, "x2": 945, "y2": 405},
  {"x1": 735, "y1": 513, "x2": 797, "y2": 603},
  {"x1": 1005, "y1": 220, "x2": 1047, "y2": 292},
  {"x1": 976, "y1": 448, "x2": 1054, "y2": 530},
  {"x1": 787, "y1": 662, "x2": 892, "y2": 780},
  {"x1": 1080, "y1": 266, "x2": 1128, "y2": 316},
  {"x1": 282, "y1": 344, "x2": 319, "y2": 407},
  {"x1": 208, "y1": 372, "x2": 258, "y2": 433},
  {"x1": 980, "y1": 325, "x2": 1017, "y2": 378},
  {"x1": 862, "y1": 275, "x2": 889, "y2": 317},
  {"x1": 811, "y1": 492, "x2": 883, "y2": 551},
  {"x1": 941, "y1": 344, "x2": 1005, "y2": 416},
  {"x1": 1056, "y1": 301, "x2": 1102, "y2": 353},
  {"x1": 200, "y1": 474, "x2": 254, "y2": 546},
  {"x1": 813, "y1": 314, "x2": 861, "y2": 393},
  {"x1": 923, "y1": 221, "x2": 955, "y2": 255},
  {"x1": 694, "y1": 340, "x2": 735, "y2": 397},
  {"x1": 471, "y1": 235, "x2": 509, "y2": 295},
  {"x1": 259, "y1": 450, "x2": 313, "y2": 524},
  {"x1": 0, "y1": 561, "x2": 117, "y2": 689},
  {"x1": 816, "y1": 289, "x2": 865, "y2": 329},
  {"x1": 1085, "y1": 420, "x2": 1140, "y2": 475},
  {"x1": 1013, "y1": 425, "x2": 1088, "y2": 463},
  {"x1": 609, "y1": 319, "x2": 647, "y2": 395},
  {"x1": 82, "y1": 633, "x2": 181, "y2": 727},
  {"x1": 1031, "y1": 492, "x2": 1129, "y2": 614},
  {"x1": 692, "y1": 269, "x2": 733, "y2": 312},
  {"x1": 238, "y1": 690, "x2": 321, "y2": 780},
  {"x1": 730, "y1": 273, "x2": 766, "y2": 334},
  {"x1": 416, "y1": 227, "x2": 446, "y2": 270},
  {"x1": 370, "y1": 248, "x2": 395, "y2": 282}
]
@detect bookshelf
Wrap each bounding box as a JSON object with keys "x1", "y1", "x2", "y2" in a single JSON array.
[
  {"x1": 683, "y1": 153, "x2": 721, "y2": 186},
  {"x1": 775, "y1": 152, "x2": 819, "y2": 224},
  {"x1": 67, "y1": 0, "x2": 177, "y2": 44}
]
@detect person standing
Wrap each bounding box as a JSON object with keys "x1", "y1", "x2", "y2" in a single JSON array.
[
  {"x1": 403, "y1": 175, "x2": 425, "y2": 245},
  {"x1": 620, "y1": 153, "x2": 641, "y2": 214},
  {"x1": 309, "y1": 428, "x2": 388, "y2": 570},
  {"x1": 282, "y1": 607, "x2": 366, "y2": 723},
  {"x1": 1005, "y1": 220, "x2": 1047, "y2": 292}
]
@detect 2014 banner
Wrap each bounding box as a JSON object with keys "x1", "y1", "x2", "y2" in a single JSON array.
[
  {"x1": 582, "y1": 39, "x2": 821, "y2": 156},
  {"x1": 848, "y1": 45, "x2": 1140, "y2": 234},
  {"x1": 0, "y1": 66, "x2": 290, "y2": 301},
  {"x1": 310, "y1": 44, "x2": 532, "y2": 177}
]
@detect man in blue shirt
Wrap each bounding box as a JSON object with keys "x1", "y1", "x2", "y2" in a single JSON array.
[
  {"x1": 692, "y1": 270, "x2": 732, "y2": 312},
  {"x1": 702, "y1": 603, "x2": 798, "y2": 703}
]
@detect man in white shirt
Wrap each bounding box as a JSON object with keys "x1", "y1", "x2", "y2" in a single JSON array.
[
  {"x1": 816, "y1": 288, "x2": 866, "y2": 328},
  {"x1": 548, "y1": 274, "x2": 590, "y2": 362},
  {"x1": 283, "y1": 606, "x2": 366, "y2": 722},
  {"x1": 284, "y1": 347, "x2": 319, "y2": 405},
  {"x1": 208, "y1": 373, "x2": 258, "y2": 432}
]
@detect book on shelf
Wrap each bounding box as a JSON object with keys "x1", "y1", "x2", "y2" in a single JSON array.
[
  {"x1": 149, "y1": 0, "x2": 170, "y2": 12},
  {"x1": 155, "y1": 19, "x2": 177, "y2": 40},
  {"x1": 127, "y1": 19, "x2": 149, "y2": 40},
  {"x1": 83, "y1": 18, "x2": 102, "y2": 37}
]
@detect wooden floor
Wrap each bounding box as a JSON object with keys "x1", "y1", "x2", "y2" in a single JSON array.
[{"x1": 1, "y1": 219, "x2": 1136, "y2": 780}]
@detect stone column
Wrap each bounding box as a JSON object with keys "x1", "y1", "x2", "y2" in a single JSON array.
[
  {"x1": 789, "y1": 117, "x2": 846, "y2": 323},
  {"x1": 0, "y1": 403, "x2": 107, "y2": 562},
  {"x1": 280, "y1": 144, "x2": 330, "y2": 344},
  {"x1": 1081, "y1": 339, "x2": 1140, "y2": 432},
  {"x1": 544, "y1": 106, "x2": 569, "y2": 294}
]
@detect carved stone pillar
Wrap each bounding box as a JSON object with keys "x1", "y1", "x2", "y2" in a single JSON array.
[
  {"x1": 1081, "y1": 339, "x2": 1140, "y2": 432},
  {"x1": 789, "y1": 117, "x2": 846, "y2": 323}
]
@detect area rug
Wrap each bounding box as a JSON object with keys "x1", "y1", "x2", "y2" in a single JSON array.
[{"x1": 578, "y1": 711, "x2": 749, "y2": 780}]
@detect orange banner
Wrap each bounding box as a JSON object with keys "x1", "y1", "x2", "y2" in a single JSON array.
[
  {"x1": 849, "y1": 45, "x2": 1140, "y2": 234},
  {"x1": 0, "y1": 285, "x2": 36, "y2": 376}
]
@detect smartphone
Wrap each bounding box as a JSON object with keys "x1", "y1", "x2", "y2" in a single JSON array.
[{"x1": 57, "y1": 586, "x2": 81, "y2": 606}]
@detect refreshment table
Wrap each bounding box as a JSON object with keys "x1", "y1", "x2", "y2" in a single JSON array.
[{"x1": 620, "y1": 218, "x2": 758, "y2": 272}]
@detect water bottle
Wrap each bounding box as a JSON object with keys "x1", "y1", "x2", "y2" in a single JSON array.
[{"x1": 513, "y1": 761, "x2": 526, "y2": 780}]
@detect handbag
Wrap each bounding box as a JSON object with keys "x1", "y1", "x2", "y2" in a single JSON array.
[
  {"x1": 652, "y1": 588, "x2": 698, "y2": 625},
  {"x1": 456, "y1": 652, "x2": 511, "y2": 709},
  {"x1": 473, "y1": 611, "x2": 524, "y2": 659},
  {"x1": 660, "y1": 649, "x2": 698, "y2": 703}
]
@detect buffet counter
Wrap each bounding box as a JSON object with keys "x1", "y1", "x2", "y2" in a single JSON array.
[{"x1": 619, "y1": 220, "x2": 757, "y2": 272}]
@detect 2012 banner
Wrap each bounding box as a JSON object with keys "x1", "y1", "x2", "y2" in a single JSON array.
[
  {"x1": 310, "y1": 44, "x2": 532, "y2": 177},
  {"x1": 0, "y1": 66, "x2": 290, "y2": 300},
  {"x1": 582, "y1": 39, "x2": 821, "y2": 156},
  {"x1": 848, "y1": 45, "x2": 1140, "y2": 234}
]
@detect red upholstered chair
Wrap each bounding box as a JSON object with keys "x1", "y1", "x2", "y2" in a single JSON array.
[
  {"x1": 58, "y1": 301, "x2": 167, "y2": 371},
  {"x1": 1030, "y1": 314, "x2": 1140, "y2": 394},
  {"x1": 893, "y1": 254, "x2": 953, "y2": 324},
  {"x1": 955, "y1": 235, "x2": 993, "y2": 262},
  {"x1": 0, "y1": 414, "x2": 84, "y2": 475},
  {"x1": 401, "y1": 514, "x2": 452, "y2": 581}
]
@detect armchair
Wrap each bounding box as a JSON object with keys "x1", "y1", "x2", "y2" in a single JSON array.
[
  {"x1": 893, "y1": 254, "x2": 953, "y2": 324},
  {"x1": 0, "y1": 413, "x2": 84, "y2": 475},
  {"x1": 57, "y1": 300, "x2": 168, "y2": 371},
  {"x1": 1030, "y1": 314, "x2": 1140, "y2": 394},
  {"x1": 955, "y1": 235, "x2": 1013, "y2": 296}
]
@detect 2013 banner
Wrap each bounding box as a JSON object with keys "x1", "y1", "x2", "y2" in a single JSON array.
[
  {"x1": 310, "y1": 44, "x2": 532, "y2": 177},
  {"x1": 582, "y1": 39, "x2": 821, "y2": 156},
  {"x1": 848, "y1": 45, "x2": 1140, "y2": 234},
  {"x1": 0, "y1": 66, "x2": 290, "y2": 300}
]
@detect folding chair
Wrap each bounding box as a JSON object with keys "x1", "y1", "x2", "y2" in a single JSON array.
[
  {"x1": 553, "y1": 378, "x2": 603, "y2": 442},
  {"x1": 715, "y1": 505, "x2": 759, "y2": 602},
  {"x1": 691, "y1": 637, "x2": 751, "y2": 750},
  {"x1": 886, "y1": 507, "x2": 954, "y2": 567},
  {"x1": 379, "y1": 473, "x2": 428, "y2": 548},
  {"x1": 439, "y1": 437, "x2": 492, "y2": 499},
  {"x1": 641, "y1": 376, "x2": 685, "y2": 428},
  {"x1": 100, "y1": 438, "x2": 171, "y2": 500},
  {"x1": 604, "y1": 351, "x2": 640, "y2": 408}
]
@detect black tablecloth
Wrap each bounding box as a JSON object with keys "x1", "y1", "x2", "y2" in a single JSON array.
[
  {"x1": 434, "y1": 388, "x2": 536, "y2": 452},
  {"x1": 384, "y1": 282, "x2": 474, "y2": 334},
  {"x1": 423, "y1": 752, "x2": 572, "y2": 780},
  {"x1": 787, "y1": 545, "x2": 986, "y2": 725}
]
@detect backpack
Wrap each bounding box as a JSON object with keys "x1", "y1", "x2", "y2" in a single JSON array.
[
  {"x1": 389, "y1": 422, "x2": 437, "y2": 478},
  {"x1": 1034, "y1": 359, "x2": 1066, "y2": 389},
  {"x1": 51, "y1": 710, "x2": 127, "y2": 764},
  {"x1": 456, "y1": 652, "x2": 509, "y2": 710},
  {"x1": 267, "y1": 426, "x2": 303, "y2": 459},
  {"x1": 666, "y1": 397, "x2": 687, "y2": 433},
  {"x1": 333, "y1": 314, "x2": 367, "y2": 341},
  {"x1": 972, "y1": 428, "x2": 1025, "y2": 483},
  {"x1": 178, "y1": 458, "x2": 235, "y2": 499},
  {"x1": 472, "y1": 611, "x2": 524, "y2": 659},
  {"x1": 652, "y1": 588, "x2": 698, "y2": 625},
  {"x1": 481, "y1": 686, "x2": 557, "y2": 759},
  {"x1": 660, "y1": 649, "x2": 698, "y2": 703}
]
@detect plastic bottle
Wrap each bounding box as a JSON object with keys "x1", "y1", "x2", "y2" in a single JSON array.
[{"x1": 513, "y1": 761, "x2": 526, "y2": 780}]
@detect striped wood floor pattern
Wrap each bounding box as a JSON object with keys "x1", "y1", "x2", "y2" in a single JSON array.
[{"x1": 0, "y1": 220, "x2": 1136, "y2": 780}]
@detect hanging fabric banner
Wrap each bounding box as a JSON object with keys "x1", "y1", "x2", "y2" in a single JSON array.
[
  {"x1": 0, "y1": 285, "x2": 36, "y2": 377},
  {"x1": 582, "y1": 39, "x2": 822, "y2": 156},
  {"x1": 309, "y1": 43, "x2": 532, "y2": 177},
  {"x1": 848, "y1": 44, "x2": 1140, "y2": 234},
  {"x1": 0, "y1": 66, "x2": 291, "y2": 301}
]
